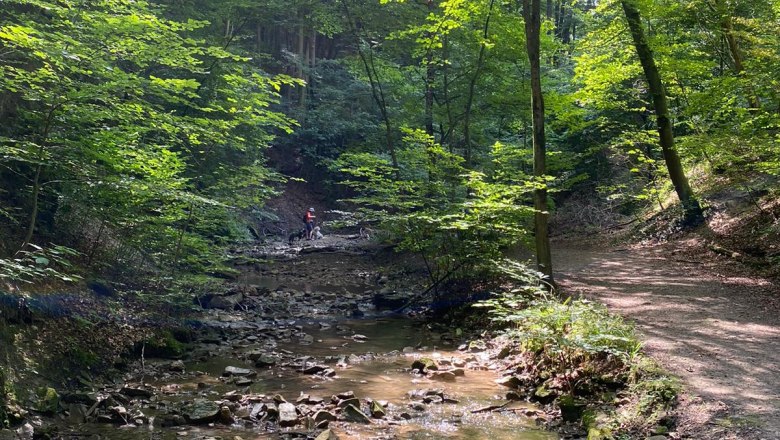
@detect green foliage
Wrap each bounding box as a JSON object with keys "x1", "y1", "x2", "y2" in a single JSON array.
[
  {"x1": 500, "y1": 298, "x2": 641, "y2": 360},
  {"x1": 333, "y1": 129, "x2": 540, "y2": 282},
  {"x1": 572, "y1": 0, "x2": 780, "y2": 212},
  {"x1": 0, "y1": 0, "x2": 295, "y2": 280},
  {"x1": 0, "y1": 244, "x2": 81, "y2": 285},
  {"x1": 478, "y1": 262, "x2": 641, "y2": 395}
]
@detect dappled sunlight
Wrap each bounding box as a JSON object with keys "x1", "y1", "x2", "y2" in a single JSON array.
[{"x1": 555, "y1": 244, "x2": 780, "y2": 438}]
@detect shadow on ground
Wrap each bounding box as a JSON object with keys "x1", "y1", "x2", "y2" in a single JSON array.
[{"x1": 554, "y1": 244, "x2": 780, "y2": 440}]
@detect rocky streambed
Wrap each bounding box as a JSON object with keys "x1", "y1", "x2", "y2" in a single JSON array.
[{"x1": 4, "y1": 237, "x2": 561, "y2": 440}]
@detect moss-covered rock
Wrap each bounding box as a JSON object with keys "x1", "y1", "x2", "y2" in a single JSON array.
[
  {"x1": 143, "y1": 330, "x2": 186, "y2": 358},
  {"x1": 35, "y1": 387, "x2": 60, "y2": 415},
  {"x1": 411, "y1": 358, "x2": 438, "y2": 373}
]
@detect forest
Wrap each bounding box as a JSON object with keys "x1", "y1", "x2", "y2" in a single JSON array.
[{"x1": 0, "y1": 0, "x2": 778, "y2": 439}]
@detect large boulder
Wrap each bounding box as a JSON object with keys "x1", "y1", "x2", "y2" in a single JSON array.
[
  {"x1": 278, "y1": 402, "x2": 298, "y2": 427},
  {"x1": 183, "y1": 400, "x2": 221, "y2": 424},
  {"x1": 207, "y1": 292, "x2": 244, "y2": 310}
]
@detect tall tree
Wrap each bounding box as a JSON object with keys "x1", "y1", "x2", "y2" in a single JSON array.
[
  {"x1": 620, "y1": 0, "x2": 704, "y2": 225},
  {"x1": 523, "y1": 0, "x2": 554, "y2": 282}
]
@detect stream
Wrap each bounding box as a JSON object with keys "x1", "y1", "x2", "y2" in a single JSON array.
[{"x1": 46, "y1": 239, "x2": 560, "y2": 439}]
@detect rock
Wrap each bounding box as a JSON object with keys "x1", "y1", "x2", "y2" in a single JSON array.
[
  {"x1": 278, "y1": 402, "x2": 298, "y2": 427},
  {"x1": 219, "y1": 406, "x2": 234, "y2": 424},
  {"x1": 495, "y1": 345, "x2": 512, "y2": 359},
  {"x1": 253, "y1": 354, "x2": 278, "y2": 368},
  {"x1": 109, "y1": 405, "x2": 127, "y2": 422},
  {"x1": 208, "y1": 292, "x2": 244, "y2": 310},
  {"x1": 342, "y1": 404, "x2": 371, "y2": 424},
  {"x1": 411, "y1": 358, "x2": 438, "y2": 373},
  {"x1": 16, "y1": 423, "x2": 34, "y2": 438},
  {"x1": 120, "y1": 386, "x2": 154, "y2": 399},
  {"x1": 370, "y1": 400, "x2": 385, "y2": 418},
  {"x1": 130, "y1": 409, "x2": 147, "y2": 424},
  {"x1": 372, "y1": 290, "x2": 408, "y2": 310},
  {"x1": 5, "y1": 401, "x2": 27, "y2": 424},
  {"x1": 61, "y1": 392, "x2": 98, "y2": 406},
  {"x1": 183, "y1": 400, "x2": 221, "y2": 424},
  {"x1": 314, "y1": 410, "x2": 337, "y2": 424},
  {"x1": 248, "y1": 403, "x2": 266, "y2": 419},
  {"x1": 303, "y1": 365, "x2": 327, "y2": 375},
  {"x1": 169, "y1": 360, "x2": 186, "y2": 372},
  {"x1": 531, "y1": 385, "x2": 557, "y2": 404},
  {"x1": 429, "y1": 371, "x2": 456, "y2": 382},
  {"x1": 160, "y1": 414, "x2": 186, "y2": 427},
  {"x1": 338, "y1": 398, "x2": 361, "y2": 409},
  {"x1": 315, "y1": 429, "x2": 340, "y2": 440},
  {"x1": 645, "y1": 437, "x2": 667, "y2": 440},
  {"x1": 495, "y1": 376, "x2": 522, "y2": 388},
  {"x1": 223, "y1": 366, "x2": 256, "y2": 377},
  {"x1": 335, "y1": 391, "x2": 355, "y2": 400},
  {"x1": 35, "y1": 387, "x2": 60, "y2": 415},
  {"x1": 408, "y1": 402, "x2": 426, "y2": 411},
  {"x1": 452, "y1": 358, "x2": 467, "y2": 368},
  {"x1": 423, "y1": 394, "x2": 443, "y2": 404},
  {"x1": 110, "y1": 393, "x2": 131, "y2": 406},
  {"x1": 67, "y1": 403, "x2": 88, "y2": 424},
  {"x1": 506, "y1": 391, "x2": 522, "y2": 401},
  {"x1": 234, "y1": 377, "x2": 254, "y2": 386},
  {"x1": 467, "y1": 340, "x2": 486, "y2": 351}
]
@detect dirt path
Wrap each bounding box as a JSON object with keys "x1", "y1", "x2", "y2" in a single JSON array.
[{"x1": 554, "y1": 242, "x2": 780, "y2": 440}]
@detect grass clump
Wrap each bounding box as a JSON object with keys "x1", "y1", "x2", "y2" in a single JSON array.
[{"x1": 476, "y1": 260, "x2": 679, "y2": 437}]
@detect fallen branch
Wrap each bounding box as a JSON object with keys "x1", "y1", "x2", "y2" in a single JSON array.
[
  {"x1": 708, "y1": 243, "x2": 744, "y2": 261},
  {"x1": 471, "y1": 401, "x2": 510, "y2": 413}
]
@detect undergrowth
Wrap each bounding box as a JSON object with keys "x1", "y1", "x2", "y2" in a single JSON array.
[{"x1": 476, "y1": 259, "x2": 679, "y2": 438}]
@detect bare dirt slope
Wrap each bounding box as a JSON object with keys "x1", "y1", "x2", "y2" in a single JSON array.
[{"x1": 555, "y1": 242, "x2": 780, "y2": 440}]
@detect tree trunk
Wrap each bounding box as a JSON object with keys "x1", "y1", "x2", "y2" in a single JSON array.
[
  {"x1": 424, "y1": 0, "x2": 435, "y2": 137},
  {"x1": 442, "y1": 35, "x2": 455, "y2": 148},
  {"x1": 463, "y1": 0, "x2": 495, "y2": 167},
  {"x1": 341, "y1": 0, "x2": 399, "y2": 176},
  {"x1": 621, "y1": 0, "x2": 703, "y2": 225},
  {"x1": 523, "y1": 0, "x2": 554, "y2": 283},
  {"x1": 715, "y1": 4, "x2": 760, "y2": 109},
  {"x1": 298, "y1": 23, "x2": 307, "y2": 107},
  {"x1": 17, "y1": 102, "x2": 59, "y2": 254}
]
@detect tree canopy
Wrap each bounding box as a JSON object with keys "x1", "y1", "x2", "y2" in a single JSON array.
[{"x1": 1, "y1": 0, "x2": 778, "y2": 286}]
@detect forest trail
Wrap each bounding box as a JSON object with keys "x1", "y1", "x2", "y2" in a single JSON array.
[{"x1": 555, "y1": 242, "x2": 780, "y2": 440}]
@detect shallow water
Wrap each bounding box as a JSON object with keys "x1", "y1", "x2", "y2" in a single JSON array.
[{"x1": 51, "y1": 275, "x2": 557, "y2": 440}]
